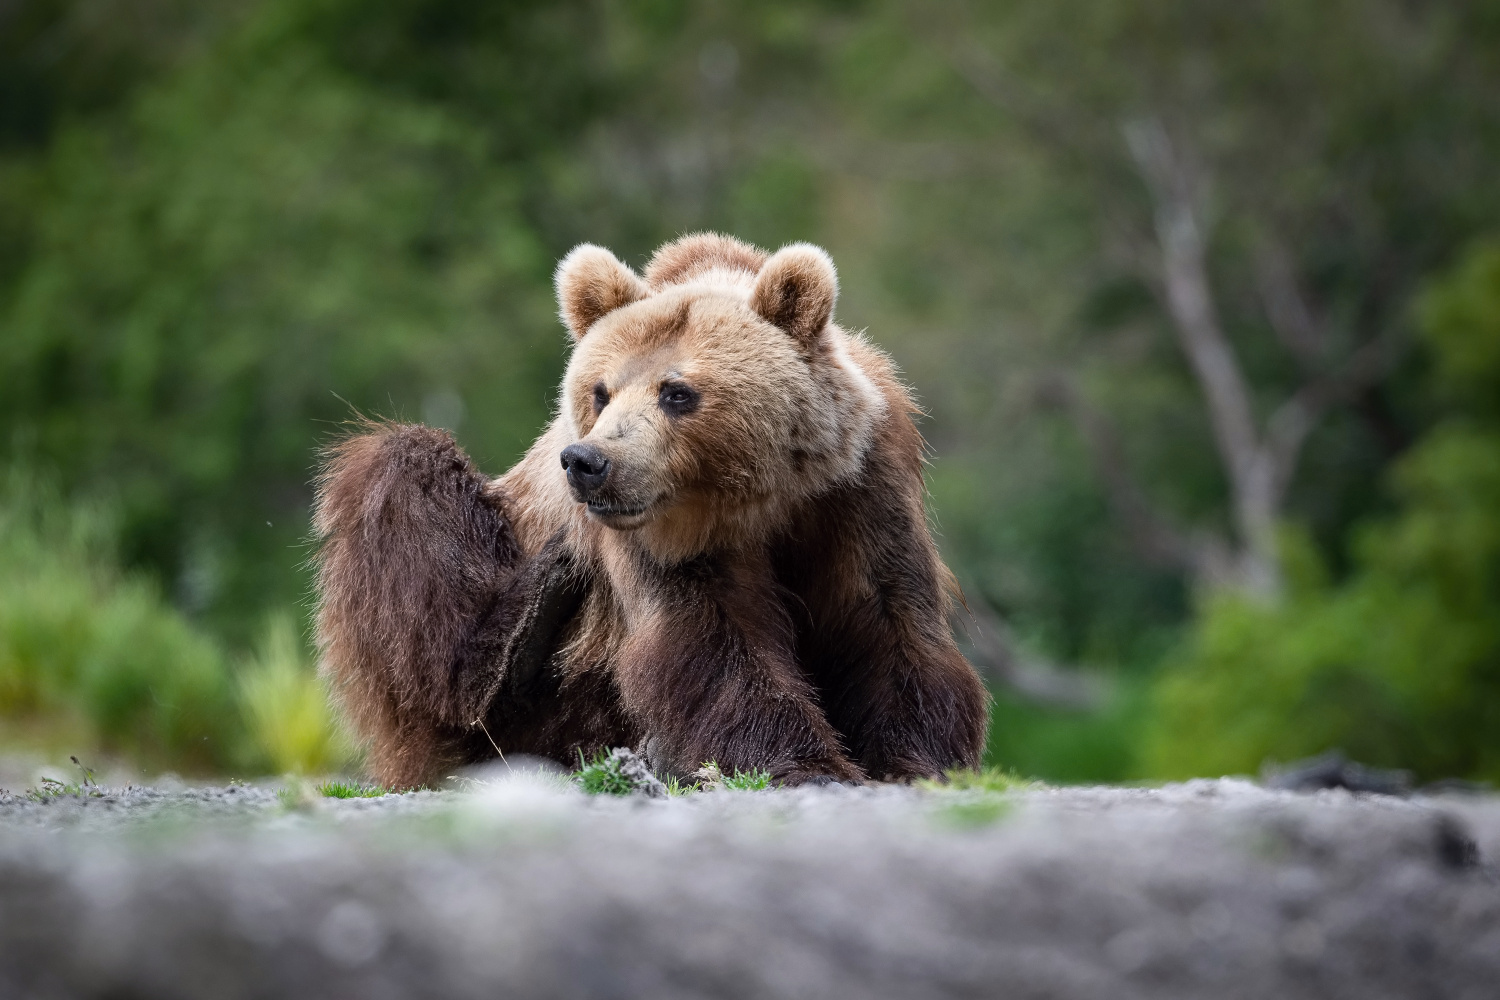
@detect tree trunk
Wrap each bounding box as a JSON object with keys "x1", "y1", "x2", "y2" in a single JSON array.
[{"x1": 1124, "y1": 118, "x2": 1285, "y2": 595}]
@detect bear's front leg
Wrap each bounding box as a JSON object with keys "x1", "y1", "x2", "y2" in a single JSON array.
[
  {"x1": 313, "y1": 422, "x2": 584, "y2": 789},
  {"x1": 775, "y1": 476, "x2": 992, "y2": 783},
  {"x1": 612, "y1": 552, "x2": 864, "y2": 787}
]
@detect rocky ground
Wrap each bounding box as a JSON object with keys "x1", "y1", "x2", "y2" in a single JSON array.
[{"x1": 0, "y1": 770, "x2": 1496, "y2": 1000}]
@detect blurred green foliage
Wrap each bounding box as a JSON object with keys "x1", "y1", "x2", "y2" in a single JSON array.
[
  {"x1": 0, "y1": 471, "x2": 349, "y2": 774},
  {"x1": 1, "y1": 0, "x2": 1499, "y2": 781},
  {"x1": 984, "y1": 683, "x2": 1148, "y2": 784},
  {"x1": 239, "y1": 612, "x2": 351, "y2": 775},
  {"x1": 0, "y1": 471, "x2": 239, "y2": 771},
  {"x1": 1, "y1": 3, "x2": 568, "y2": 640},
  {"x1": 1146, "y1": 244, "x2": 1500, "y2": 782}
]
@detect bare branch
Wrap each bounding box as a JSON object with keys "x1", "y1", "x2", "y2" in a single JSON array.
[
  {"x1": 951, "y1": 596, "x2": 1108, "y2": 710},
  {"x1": 1254, "y1": 239, "x2": 1328, "y2": 369},
  {"x1": 938, "y1": 61, "x2": 1388, "y2": 597},
  {"x1": 1123, "y1": 117, "x2": 1280, "y2": 594}
]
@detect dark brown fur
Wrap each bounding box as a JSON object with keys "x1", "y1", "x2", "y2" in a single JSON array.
[
  {"x1": 615, "y1": 549, "x2": 864, "y2": 784},
  {"x1": 314, "y1": 423, "x2": 617, "y2": 787},
  {"x1": 773, "y1": 414, "x2": 990, "y2": 779}
]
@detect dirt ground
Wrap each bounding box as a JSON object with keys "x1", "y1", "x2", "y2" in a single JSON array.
[{"x1": 1, "y1": 772, "x2": 1496, "y2": 1000}]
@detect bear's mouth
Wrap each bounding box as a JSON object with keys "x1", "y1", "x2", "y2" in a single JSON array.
[
  {"x1": 584, "y1": 498, "x2": 656, "y2": 528},
  {"x1": 586, "y1": 500, "x2": 648, "y2": 518}
]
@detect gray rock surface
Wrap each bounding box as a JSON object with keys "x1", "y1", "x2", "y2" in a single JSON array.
[{"x1": 1, "y1": 776, "x2": 1496, "y2": 999}]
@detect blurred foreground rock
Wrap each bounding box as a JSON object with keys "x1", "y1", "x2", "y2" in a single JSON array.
[{"x1": 0, "y1": 778, "x2": 1496, "y2": 1000}]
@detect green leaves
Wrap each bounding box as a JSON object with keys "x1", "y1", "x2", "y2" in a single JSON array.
[
  {"x1": 1, "y1": 35, "x2": 560, "y2": 634},
  {"x1": 239, "y1": 614, "x2": 351, "y2": 777},
  {"x1": 1145, "y1": 244, "x2": 1500, "y2": 783},
  {"x1": 0, "y1": 472, "x2": 240, "y2": 772}
]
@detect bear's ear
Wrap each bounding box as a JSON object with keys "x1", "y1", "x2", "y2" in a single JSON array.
[
  {"x1": 555, "y1": 244, "x2": 650, "y2": 340},
  {"x1": 750, "y1": 243, "x2": 838, "y2": 348}
]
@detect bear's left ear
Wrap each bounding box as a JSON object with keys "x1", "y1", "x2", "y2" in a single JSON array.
[
  {"x1": 750, "y1": 243, "x2": 838, "y2": 348},
  {"x1": 555, "y1": 244, "x2": 650, "y2": 340}
]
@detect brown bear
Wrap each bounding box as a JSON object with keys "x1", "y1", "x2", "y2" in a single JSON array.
[{"x1": 313, "y1": 233, "x2": 990, "y2": 789}]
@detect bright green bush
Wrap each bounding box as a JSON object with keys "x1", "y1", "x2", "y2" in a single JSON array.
[
  {"x1": 983, "y1": 682, "x2": 1146, "y2": 783},
  {"x1": 1143, "y1": 245, "x2": 1500, "y2": 783},
  {"x1": 238, "y1": 613, "x2": 351, "y2": 776},
  {"x1": 0, "y1": 474, "x2": 242, "y2": 771},
  {"x1": 0, "y1": 472, "x2": 367, "y2": 776}
]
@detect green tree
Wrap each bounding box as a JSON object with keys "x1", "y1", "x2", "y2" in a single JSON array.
[
  {"x1": 817, "y1": 0, "x2": 1500, "y2": 641},
  {"x1": 1145, "y1": 242, "x2": 1500, "y2": 781}
]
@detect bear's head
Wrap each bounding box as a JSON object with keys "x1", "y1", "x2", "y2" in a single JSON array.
[{"x1": 553, "y1": 233, "x2": 888, "y2": 560}]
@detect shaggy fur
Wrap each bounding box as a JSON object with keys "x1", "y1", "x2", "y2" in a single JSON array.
[
  {"x1": 643, "y1": 231, "x2": 766, "y2": 289},
  {"x1": 313, "y1": 424, "x2": 605, "y2": 788},
  {"x1": 314, "y1": 234, "x2": 990, "y2": 788}
]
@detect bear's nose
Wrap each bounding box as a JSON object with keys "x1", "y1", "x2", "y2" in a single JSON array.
[{"x1": 561, "y1": 443, "x2": 611, "y2": 499}]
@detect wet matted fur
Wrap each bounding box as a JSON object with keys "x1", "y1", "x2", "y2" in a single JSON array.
[{"x1": 313, "y1": 233, "x2": 990, "y2": 788}]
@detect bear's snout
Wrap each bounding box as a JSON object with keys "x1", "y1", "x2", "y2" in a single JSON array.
[{"x1": 561, "y1": 442, "x2": 611, "y2": 501}]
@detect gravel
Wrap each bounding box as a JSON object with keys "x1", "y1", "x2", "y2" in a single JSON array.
[{"x1": 1, "y1": 774, "x2": 1496, "y2": 999}]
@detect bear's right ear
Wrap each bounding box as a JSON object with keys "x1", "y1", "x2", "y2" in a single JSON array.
[{"x1": 555, "y1": 244, "x2": 650, "y2": 340}]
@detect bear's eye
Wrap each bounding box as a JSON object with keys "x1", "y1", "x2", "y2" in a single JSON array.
[
  {"x1": 592, "y1": 382, "x2": 610, "y2": 415},
  {"x1": 658, "y1": 382, "x2": 700, "y2": 417}
]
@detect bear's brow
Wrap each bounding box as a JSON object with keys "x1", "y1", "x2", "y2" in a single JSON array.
[{"x1": 609, "y1": 345, "x2": 682, "y2": 386}]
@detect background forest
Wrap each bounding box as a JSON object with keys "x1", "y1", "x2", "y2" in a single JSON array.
[{"x1": 2, "y1": 0, "x2": 1497, "y2": 783}]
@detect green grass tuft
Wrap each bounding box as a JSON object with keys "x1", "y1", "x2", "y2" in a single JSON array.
[
  {"x1": 25, "y1": 776, "x2": 98, "y2": 802},
  {"x1": 693, "y1": 761, "x2": 772, "y2": 791},
  {"x1": 923, "y1": 766, "x2": 1034, "y2": 829},
  {"x1": 575, "y1": 748, "x2": 638, "y2": 796},
  {"x1": 25, "y1": 755, "x2": 103, "y2": 802},
  {"x1": 721, "y1": 766, "x2": 771, "y2": 790},
  {"x1": 316, "y1": 779, "x2": 390, "y2": 799},
  {"x1": 275, "y1": 785, "x2": 303, "y2": 808}
]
